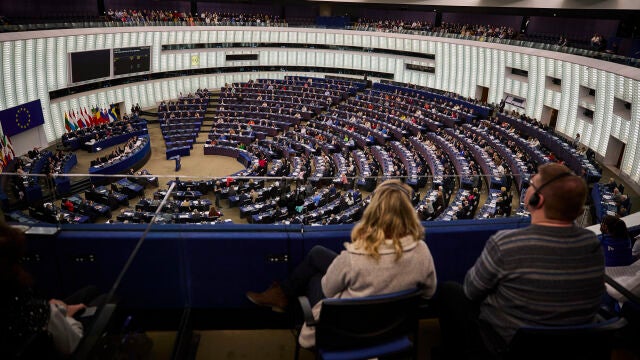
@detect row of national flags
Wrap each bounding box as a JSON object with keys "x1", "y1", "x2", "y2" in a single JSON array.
[
  {"x1": 0, "y1": 133, "x2": 16, "y2": 174},
  {"x1": 64, "y1": 105, "x2": 118, "y2": 133}
]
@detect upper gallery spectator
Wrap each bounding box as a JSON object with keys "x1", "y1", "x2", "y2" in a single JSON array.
[
  {"x1": 436, "y1": 163, "x2": 604, "y2": 358},
  {"x1": 246, "y1": 179, "x2": 437, "y2": 348}
]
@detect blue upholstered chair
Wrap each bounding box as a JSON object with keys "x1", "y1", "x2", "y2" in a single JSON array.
[
  {"x1": 296, "y1": 288, "x2": 423, "y2": 360},
  {"x1": 501, "y1": 316, "x2": 628, "y2": 360}
]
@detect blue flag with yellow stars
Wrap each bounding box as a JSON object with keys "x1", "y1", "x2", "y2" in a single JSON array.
[{"x1": 0, "y1": 99, "x2": 46, "y2": 137}]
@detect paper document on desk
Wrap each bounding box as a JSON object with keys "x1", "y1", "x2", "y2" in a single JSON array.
[{"x1": 605, "y1": 260, "x2": 640, "y2": 302}]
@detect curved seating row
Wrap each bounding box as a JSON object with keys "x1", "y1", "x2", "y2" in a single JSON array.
[
  {"x1": 497, "y1": 113, "x2": 601, "y2": 182},
  {"x1": 410, "y1": 137, "x2": 445, "y2": 188},
  {"x1": 464, "y1": 124, "x2": 529, "y2": 191},
  {"x1": 89, "y1": 136, "x2": 151, "y2": 178},
  {"x1": 153, "y1": 78, "x2": 598, "y2": 223}
]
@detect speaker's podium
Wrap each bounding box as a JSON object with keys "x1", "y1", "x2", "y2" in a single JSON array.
[{"x1": 169, "y1": 155, "x2": 181, "y2": 171}]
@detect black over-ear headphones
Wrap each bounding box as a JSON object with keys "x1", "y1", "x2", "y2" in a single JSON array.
[
  {"x1": 528, "y1": 172, "x2": 574, "y2": 207},
  {"x1": 378, "y1": 182, "x2": 412, "y2": 200}
]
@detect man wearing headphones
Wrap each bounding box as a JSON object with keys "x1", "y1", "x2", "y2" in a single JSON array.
[{"x1": 437, "y1": 163, "x2": 605, "y2": 358}]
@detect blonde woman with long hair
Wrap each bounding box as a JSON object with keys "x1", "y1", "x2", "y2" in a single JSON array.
[{"x1": 247, "y1": 179, "x2": 437, "y2": 348}]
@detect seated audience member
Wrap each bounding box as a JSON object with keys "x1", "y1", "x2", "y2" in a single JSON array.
[
  {"x1": 617, "y1": 194, "x2": 631, "y2": 217},
  {"x1": 424, "y1": 198, "x2": 435, "y2": 218},
  {"x1": 312, "y1": 191, "x2": 322, "y2": 206},
  {"x1": 273, "y1": 205, "x2": 284, "y2": 219},
  {"x1": 181, "y1": 199, "x2": 191, "y2": 210},
  {"x1": 599, "y1": 215, "x2": 633, "y2": 267},
  {"x1": 63, "y1": 198, "x2": 74, "y2": 212},
  {"x1": 250, "y1": 189, "x2": 259, "y2": 204},
  {"x1": 453, "y1": 205, "x2": 464, "y2": 220},
  {"x1": 436, "y1": 163, "x2": 604, "y2": 359},
  {"x1": 417, "y1": 205, "x2": 429, "y2": 221},
  {"x1": 345, "y1": 192, "x2": 355, "y2": 207},
  {"x1": 606, "y1": 177, "x2": 618, "y2": 192},
  {"x1": 577, "y1": 145, "x2": 588, "y2": 157},
  {"x1": 557, "y1": 35, "x2": 568, "y2": 47},
  {"x1": 208, "y1": 205, "x2": 222, "y2": 218},
  {"x1": 246, "y1": 180, "x2": 437, "y2": 348},
  {"x1": 612, "y1": 187, "x2": 622, "y2": 204},
  {"x1": 0, "y1": 222, "x2": 104, "y2": 357}
]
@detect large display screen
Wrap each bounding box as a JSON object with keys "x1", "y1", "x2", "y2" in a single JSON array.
[
  {"x1": 113, "y1": 46, "x2": 151, "y2": 76},
  {"x1": 226, "y1": 54, "x2": 259, "y2": 61},
  {"x1": 70, "y1": 49, "x2": 111, "y2": 83}
]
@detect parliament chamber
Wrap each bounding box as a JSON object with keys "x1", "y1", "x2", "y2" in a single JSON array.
[{"x1": 1, "y1": 0, "x2": 640, "y2": 359}]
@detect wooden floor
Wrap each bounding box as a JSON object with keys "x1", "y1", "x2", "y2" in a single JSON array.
[
  {"x1": 68, "y1": 117, "x2": 250, "y2": 222},
  {"x1": 147, "y1": 318, "x2": 442, "y2": 360}
]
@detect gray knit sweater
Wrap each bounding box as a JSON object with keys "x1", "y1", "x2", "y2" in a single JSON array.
[
  {"x1": 299, "y1": 236, "x2": 437, "y2": 348},
  {"x1": 464, "y1": 224, "x2": 605, "y2": 344}
]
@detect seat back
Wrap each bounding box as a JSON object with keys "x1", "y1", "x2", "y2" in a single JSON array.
[
  {"x1": 73, "y1": 303, "x2": 119, "y2": 360},
  {"x1": 504, "y1": 317, "x2": 628, "y2": 360},
  {"x1": 315, "y1": 288, "x2": 422, "y2": 351}
]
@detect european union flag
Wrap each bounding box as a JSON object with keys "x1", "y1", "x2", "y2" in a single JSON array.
[{"x1": 0, "y1": 99, "x2": 46, "y2": 137}]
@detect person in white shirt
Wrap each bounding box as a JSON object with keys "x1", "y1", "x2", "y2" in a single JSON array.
[
  {"x1": 0, "y1": 223, "x2": 104, "y2": 357},
  {"x1": 528, "y1": 137, "x2": 540, "y2": 148}
]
